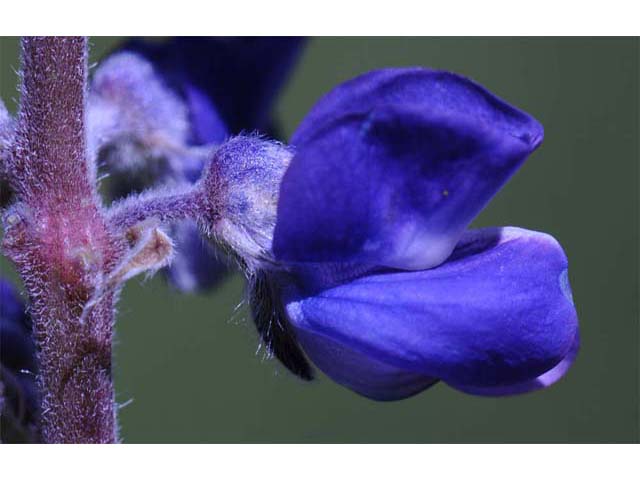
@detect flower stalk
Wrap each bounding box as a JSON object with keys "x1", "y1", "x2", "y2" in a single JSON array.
[{"x1": 3, "y1": 37, "x2": 119, "y2": 443}]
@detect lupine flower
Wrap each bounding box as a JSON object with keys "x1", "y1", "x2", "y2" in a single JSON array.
[
  {"x1": 120, "y1": 37, "x2": 307, "y2": 136},
  {"x1": 88, "y1": 38, "x2": 305, "y2": 292},
  {"x1": 194, "y1": 68, "x2": 579, "y2": 400},
  {"x1": 0, "y1": 277, "x2": 39, "y2": 442},
  {"x1": 0, "y1": 37, "x2": 584, "y2": 444}
]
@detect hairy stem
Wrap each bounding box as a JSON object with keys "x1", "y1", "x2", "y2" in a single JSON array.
[
  {"x1": 107, "y1": 186, "x2": 201, "y2": 232},
  {"x1": 10, "y1": 37, "x2": 94, "y2": 203},
  {"x1": 4, "y1": 37, "x2": 119, "y2": 443}
]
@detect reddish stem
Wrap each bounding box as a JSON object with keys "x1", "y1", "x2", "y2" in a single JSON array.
[{"x1": 4, "y1": 37, "x2": 119, "y2": 443}]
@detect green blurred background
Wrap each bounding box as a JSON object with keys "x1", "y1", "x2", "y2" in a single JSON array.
[{"x1": 1, "y1": 37, "x2": 638, "y2": 443}]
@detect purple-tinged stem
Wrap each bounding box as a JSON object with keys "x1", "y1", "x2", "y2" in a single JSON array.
[
  {"x1": 10, "y1": 37, "x2": 95, "y2": 204},
  {"x1": 107, "y1": 186, "x2": 201, "y2": 233},
  {"x1": 3, "y1": 37, "x2": 119, "y2": 443}
]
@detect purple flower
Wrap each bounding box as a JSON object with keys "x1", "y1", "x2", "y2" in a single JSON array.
[
  {"x1": 120, "y1": 37, "x2": 306, "y2": 137},
  {"x1": 196, "y1": 68, "x2": 579, "y2": 400},
  {"x1": 0, "y1": 278, "x2": 39, "y2": 442},
  {"x1": 0, "y1": 37, "x2": 583, "y2": 442},
  {"x1": 88, "y1": 38, "x2": 304, "y2": 292}
]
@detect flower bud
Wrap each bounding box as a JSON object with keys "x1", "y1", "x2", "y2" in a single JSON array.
[
  {"x1": 89, "y1": 53, "x2": 230, "y2": 293},
  {"x1": 88, "y1": 52, "x2": 190, "y2": 156}
]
